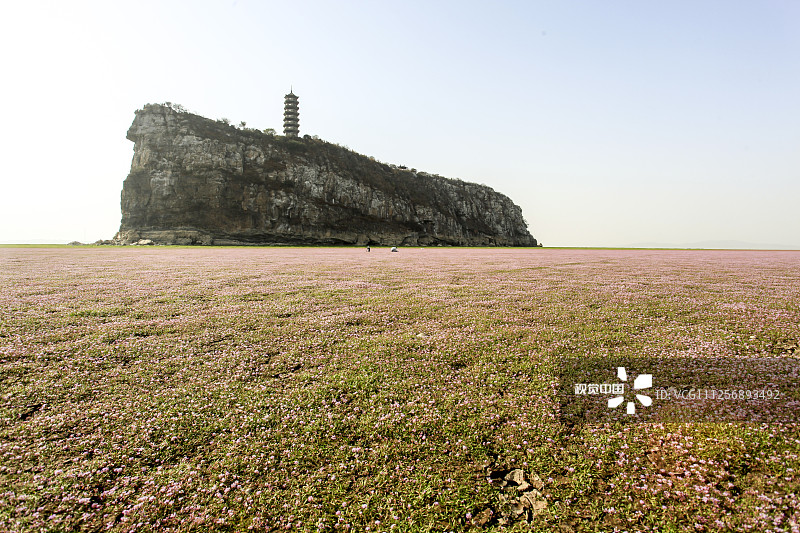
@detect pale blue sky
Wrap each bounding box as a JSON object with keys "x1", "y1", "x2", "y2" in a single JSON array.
[{"x1": 1, "y1": 0, "x2": 798, "y2": 246}]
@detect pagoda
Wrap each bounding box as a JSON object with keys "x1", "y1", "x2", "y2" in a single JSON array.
[{"x1": 283, "y1": 90, "x2": 299, "y2": 137}]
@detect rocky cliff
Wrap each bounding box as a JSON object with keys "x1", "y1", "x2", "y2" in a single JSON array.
[{"x1": 115, "y1": 104, "x2": 538, "y2": 246}]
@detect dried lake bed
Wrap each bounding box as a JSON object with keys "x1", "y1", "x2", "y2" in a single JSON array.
[{"x1": 1, "y1": 247, "x2": 798, "y2": 532}]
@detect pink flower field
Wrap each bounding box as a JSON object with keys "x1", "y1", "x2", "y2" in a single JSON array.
[{"x1": 1, "y1": 247, "x2": 798, "y2": 532}]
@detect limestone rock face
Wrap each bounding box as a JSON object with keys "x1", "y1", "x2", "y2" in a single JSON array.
[{"x1": 115, "y1": 104, "x2": 538, "y2": 246}]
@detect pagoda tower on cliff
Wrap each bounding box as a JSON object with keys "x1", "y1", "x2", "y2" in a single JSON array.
[{"x1": 283, "y1": 90, "x2": 299, "y2": 137}]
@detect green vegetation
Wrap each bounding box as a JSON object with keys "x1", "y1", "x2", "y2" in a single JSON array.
[{"x1": 0, "y1": 248, "x2": 798, "y2": 532}]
